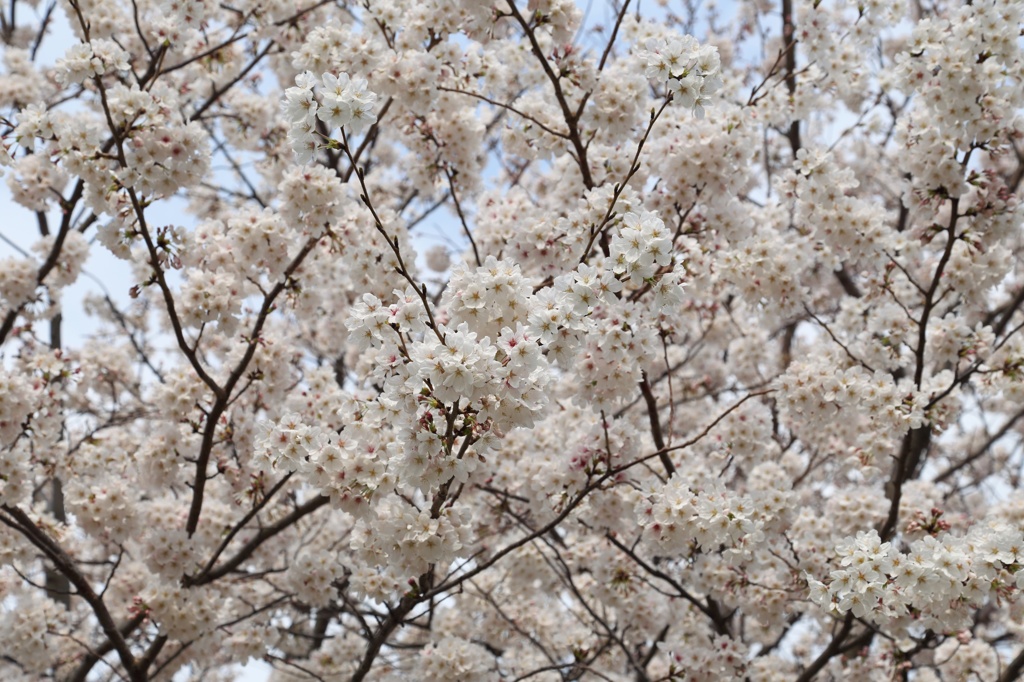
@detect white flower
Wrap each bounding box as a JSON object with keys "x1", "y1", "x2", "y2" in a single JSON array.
[
  {"x1": 316, "y1": 72, "x2": 377, "y2": 135},
  {"x1": 670, "y1": 73, "x2": 700, "y2": 110}
]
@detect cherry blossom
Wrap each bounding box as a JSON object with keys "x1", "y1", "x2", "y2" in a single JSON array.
[{"x1": 0, "y1": 0, "x2": 1023, "y2": 680}]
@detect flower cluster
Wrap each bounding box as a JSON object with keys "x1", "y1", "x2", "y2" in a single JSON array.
[
  {"x1": 610, "y1": 210, "x2": 674, "y2": 284},
  {"x1": 350, "y1": 499, "x2": 474, "y2": 583},
  {"x1": 640, "y1": 36, "x2": 723, "y2": 117},
  {"x1": 776, "y1": 359, "x2": 926, "y2": 464},
  {"x1": 178, "y1": 269, "x2": 243, "y2": 334},
  {"x1": 418, "y1": 636, "x2": 494, "y2": 682},
  {"x1": 661, "y1": 633, "x2": 747, "y2": 681},
  {"x1": 444, "y1": 256, "x2": 535, "y2": 339},
  {"x1": 317, "y1": 72, "x2": 378, "y2": 134},
  {"x1": 635, "y1": 475, "x2": 773, "y2": 555},
  {"x1": 809, "y1": 525, "x2": 1024, "y2": 634},
  {"x1": 255, "y1": 413, "x2": 388, "y2": 516},
  {"x1": 1, "y1": 0, "x2": 1024, "y2": 680},
  {"x1": 284, "y1": 71, "x2": 378, "y2": 163},
  {"x1": 54, "y1": 39, "x2": 130, "y2": 86},
  {"x1": 6, "y1": 154, "x2": 68, "y2": 212}
]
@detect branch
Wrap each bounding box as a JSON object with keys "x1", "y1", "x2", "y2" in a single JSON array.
[
  {"x1": 186, "y1": 473, "x2": 295, "y2": 584},
  {"x1": 878, "y1": 198, "x2": 962, "y2": 541},
  {"x1": 781, "y1": 0, "x2": 801, "y2": 155},
  {"x1": 443, "y1": 166, "x2": 482, "y2": 267},
  {"x1": 999, "y1": 645, "x2": 1024, "y2": 682},
  {"x1": 639, "y1": 372, "x2": 675, "y2": 476},
  {"x1": 0, "y1": 505, "x2": 142, "y2": 681},
  {"x1": 436, "y1": 86, "x2": 569, "y2": 140},
  {"x1": 66, "y1": 613, "x2": 147, "y2": 682},
  {"x1": 185, "y1": 235, "x2": 320, "y2": 536},
  {"x1": 186, "y1": 494, "x2": 329, "y2": 586},
  {"x1": 604, "y1": 533, "x2": 730, "y2": 636},
  {"x1": 505, "y1": 0, "x2": 594, "y2": 189},
  {"x1": 794, "y1": 613, "x2": 856, "y2": 682}
]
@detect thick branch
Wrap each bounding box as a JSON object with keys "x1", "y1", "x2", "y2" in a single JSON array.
[
  {"x1": 505, "y1": 0, "x2": 594, "y2": 189},
  {"x1": 640, "y1": 372, "x2": 675, "y2": 476},
  {"x1": 1, "y1": 505, "x2": 142, "y2": 681}
]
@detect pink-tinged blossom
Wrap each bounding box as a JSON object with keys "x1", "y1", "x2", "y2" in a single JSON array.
[{"x1": 0, "y1": 0, "x2": 1023, "y2": 680}]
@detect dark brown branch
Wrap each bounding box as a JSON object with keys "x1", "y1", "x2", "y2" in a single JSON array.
[
  {"x1": 0, "y1": 180, "x2": 82, "y2": 344},
  {"x1": 639, "y1": 373, "x2": 675, "y2": 476},
  {"x1": 190, "y1": 41, "x2": 276, "y2": 122},
  {"x1": 933, "y1": 407, "x2": 1024, "y2": 484},
  {"x1": 186, "y1": 494, "x2": 329, "y2": 586},
  {"x1": 443, "y1": 167, "x2": 482, "y2": 267},
  {"x1": 505, "y1": 0, "x2": 594, "y2": 189},
  {"x1": 604, "y1": 533, "x2": 730, "y2": 636},
  {"x1": 0, "y1": 505, "x2": 142, "y2": 680},
  {"x1": 988, "y1": 283, "x2": 1024, "y2": 339},
  {"x1": 187, "y1": 473, "x2": 294, "y2": 584},
  {"x1": 597, "y1": 0, "x2": 630, "y2": 72},
  {"x1": 66, "y1": 613, "x2": 147, "y2": 682},
  {"x1": 878, "y1": 197, "x2": 961, "y2": 541},
  {"x1": 436, "y1": 86, "x2": 569, "y2": 140},
  {"x1": 185, "y1": 235, "x2": 320, "y2": 536},
  {"x1": 999, "y1": 645, "x2": 1024, "y2": 682},
  {"x1": 794, "y1": 613, "x2": 856, "y2": 682},
  {"x1": 781, "y1": 0, "x2": 801, "y2": 155},
  {"x1": 835, "y1": 267, "x2": 862, "y2": 298}
]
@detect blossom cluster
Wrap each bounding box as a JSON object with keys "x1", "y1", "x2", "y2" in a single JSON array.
[
  {"x1": 640, "y1": 36, "x2": 723, "y2": 117},
  {"x1": 54, "y1": 39, "x2": 130, "y2": 86},
  {"x1": 610, "y1": 210, "x2": 674, "y2": 284},
  {"x1": 810, "y1": 525, "x2": 1024, "y2": 635},
  {"x1": 0, "y1": 0, "x2": 1023, "y2": 680},
  {"x1": 284, "y1": 71, "x2": 378, "y2": 162}
]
